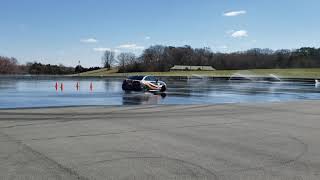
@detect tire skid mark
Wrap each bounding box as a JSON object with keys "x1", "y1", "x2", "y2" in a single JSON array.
[
  {"x1": 0, "y1": 105, "x2": 164, "y2": 116},
  {"x1": 0, "y1": 131, "x2": 89, "y2": 180},
  {"x1": 28, "y1": 129, "x2": 144, "y2": 141},
  {"x1": 26, "y1": 122, "x2": 239, "y2": 141},
  {"x1": 233, "y1": 115, "x2": 320, "y2": 132},
  {"x1": 230, "y1": 104, "x2": 320, "y2": 117},
  {"x1": 0, "y1": 104, "x2": 254, "y2": 117},
  {"x1": 83, "y1": 150, "x2": 219, "y2": 180},
  {"x1": 0, "y1": 109, "x2": 273, "y2": 122},
  {"x1": 0, "y1": 105, "x2": 202, "y2": 117},
  {"x1": 218, "y1": 135, "x2": 309, "y2": 175},
  {"x1": 0, "y1": 121, "x2": 62, "y2": 129}
]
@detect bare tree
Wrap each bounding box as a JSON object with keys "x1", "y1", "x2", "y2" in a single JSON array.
[
  {"x1": 141, "y1": 45, "x2": 165, "y2": 71},
  {"x1": 117, "y1": 52, "x2": 136, "y2": 72},
  {"x1": 117, "y1": 53, "x2": 126, "y2": 72},
  {"x1": 101, "y1": 50, "x2": 115, "y2": 69},
  {"x1": 0, "y1": 56, "x2": 19, "y2": 74}
]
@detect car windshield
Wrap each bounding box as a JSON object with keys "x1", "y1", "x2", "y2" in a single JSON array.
[
  {"x1": 128, "y1": 76, "x2": 144, "y2": 80},
  {"x1": 145, "y1": 76, "x2": 157, "y2": 81}
]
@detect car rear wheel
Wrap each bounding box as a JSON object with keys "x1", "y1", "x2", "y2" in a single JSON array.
[
  {"x1": 122, "y1": 83, "x2": 128, "y2": 91},
  {"x1": 132, "y1": 81, "x2": 142, "y2": 91}
]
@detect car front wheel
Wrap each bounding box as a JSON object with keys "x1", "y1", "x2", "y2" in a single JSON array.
[{"x1": 160, "y1": 85, "x2": 166, "y2": 92}]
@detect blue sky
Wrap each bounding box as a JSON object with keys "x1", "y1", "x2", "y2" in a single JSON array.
[{"x1": 1, "y1": 0, "x2": 320, "y2": 67}]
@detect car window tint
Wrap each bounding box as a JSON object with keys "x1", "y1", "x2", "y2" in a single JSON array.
[
  {"x1": 145, "y1": 76, "x2": 157, "y2": 81},
  {"x1": 150, "y1": 77, "x2": 157, "y2": 81}
]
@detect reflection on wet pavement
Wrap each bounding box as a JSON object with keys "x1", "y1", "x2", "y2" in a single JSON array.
[{"x1": 0, "y1": 77, "x2": 320, "y2": 108}]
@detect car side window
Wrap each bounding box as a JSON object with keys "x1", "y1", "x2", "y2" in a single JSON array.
[{"x1": 148, "y1": 76, "x2": 157, "y2": 81}]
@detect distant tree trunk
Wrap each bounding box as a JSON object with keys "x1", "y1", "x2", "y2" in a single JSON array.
[
  {"x1": 101, "y1": 50, "x2": 116, "y2": 69},
  {"x1": 117, "y1": 52, "x2": 136, "y2": 72}
]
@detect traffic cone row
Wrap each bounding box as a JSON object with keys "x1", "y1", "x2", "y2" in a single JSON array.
[{"x1": 55, "y1": 82, "x2": 93, "y2": 91}]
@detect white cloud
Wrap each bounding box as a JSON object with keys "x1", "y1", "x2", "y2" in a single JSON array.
[
  {"x1": 93, "y1": 44, "x2": 145, "y2": 53},
  {"x1": 219, "y1": 45, "x2": 228, "y2": 49},
  {"x1": 223, "y1": 10, "x2": 246, "y2": 17},
  {"x1": 93, "y1": 48, "x2": 121, "y2": 53},
  {"x1": 225, "y1": 30, "x2": 235, "y2": 35},
  {"x1": 113, "y1": 49, "x2": 121, "y2": 53},
  {"x1": 117, "y1": 44, "x2": 145, "y2": 50},
  {"x1": 145, "y1": 36, "x2": 151, "y2": 40},
  {"x1": 93, "y1": 47, "x2": 111, "y2": 52},
  {"x1": 230, "y1": 30, "x2": 248, "y2": 38},
  {"x1": 80, "y1": 38, "x2": 98, "y2": 43}
]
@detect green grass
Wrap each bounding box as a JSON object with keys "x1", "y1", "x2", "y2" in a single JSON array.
[
  {"x1": 78, "y1": 68, "x2": 118, "y2": 76},
  {"x1": 78, "y1": 68, "x2": 320, "y2": 78}
]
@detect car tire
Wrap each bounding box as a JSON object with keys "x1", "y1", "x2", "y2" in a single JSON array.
[
  {"x1": 160, "y1": 85, "x2": 166, "y2": 92},
  {"x1": 122, "y1": 83, "x2": 127, "y2": 91},
  {"x1": 132, "y1": 81, "x2": 142, "y2": 91},
  {"x1": 122, "y1": 82, "x2": 129, "y2": 91}
]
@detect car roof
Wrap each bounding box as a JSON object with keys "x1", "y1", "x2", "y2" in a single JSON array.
[{"x1": 128, "y1": 76, "x2": 145, "y2": 80}]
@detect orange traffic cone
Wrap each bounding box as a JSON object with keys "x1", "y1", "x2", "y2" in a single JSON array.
[
  {"x1": 90, "y1": 82, "x2": 93, "y2": 91},
  {"x1": 60, "y1": 83, "x2": 64, "y2": 91},
  {"x1": 55, "y1": 82, "x2": 58, "y2": 91},
  {"x1": 76, "y1": 82, "x2": 80, "y2": 91}
]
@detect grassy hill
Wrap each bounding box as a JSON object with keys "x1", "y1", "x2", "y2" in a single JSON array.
[
  {"x1": 78, "y1": 68, "x2": 320, "y2": 78},
  {"x1": 77, "y1": 68, "x2": 118, "y2": 76}
]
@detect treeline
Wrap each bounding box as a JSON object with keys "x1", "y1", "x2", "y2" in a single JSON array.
[
  {"x1": 2, "y1": 46, "x2": 320, "y2": 74},
  {"x1": 75, "y1": 65, "x2": 101, "y2": 73},
  {"x1": 26, "y1": 63, "x2": 101, "y2": 74},
  {"x1": 116, "y1": 46, "x2": 320, "y2": 72},
  {"x1": 0, "y1": 57, "x2": 76, "y2": 75},
  {"x1": 25, "y1": 62, "x2": 75, "y2": 75},
  {"x1": 0, "y1": 56, "x2": 20, "y2": 74},
  {"x1": 0, "y1": 57, "x2": 103, "y2": 75}
]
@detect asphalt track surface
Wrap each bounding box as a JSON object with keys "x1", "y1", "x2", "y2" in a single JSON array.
[{"x1": 1, "y1": 101, "x2": 320, "y2": 180}]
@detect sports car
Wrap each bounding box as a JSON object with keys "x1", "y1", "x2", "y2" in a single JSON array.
[{"x1": 122, "y1": 76, "x2": 167, "y2": 92}]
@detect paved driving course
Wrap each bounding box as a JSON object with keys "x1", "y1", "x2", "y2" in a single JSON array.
[{"x1": 1, "y1": 101, "x2": 320, "y2": 180}]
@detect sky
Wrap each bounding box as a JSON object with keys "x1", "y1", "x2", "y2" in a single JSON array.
[{"x1": 1, "y1": 0, "x2": 320, "y2": 67}]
